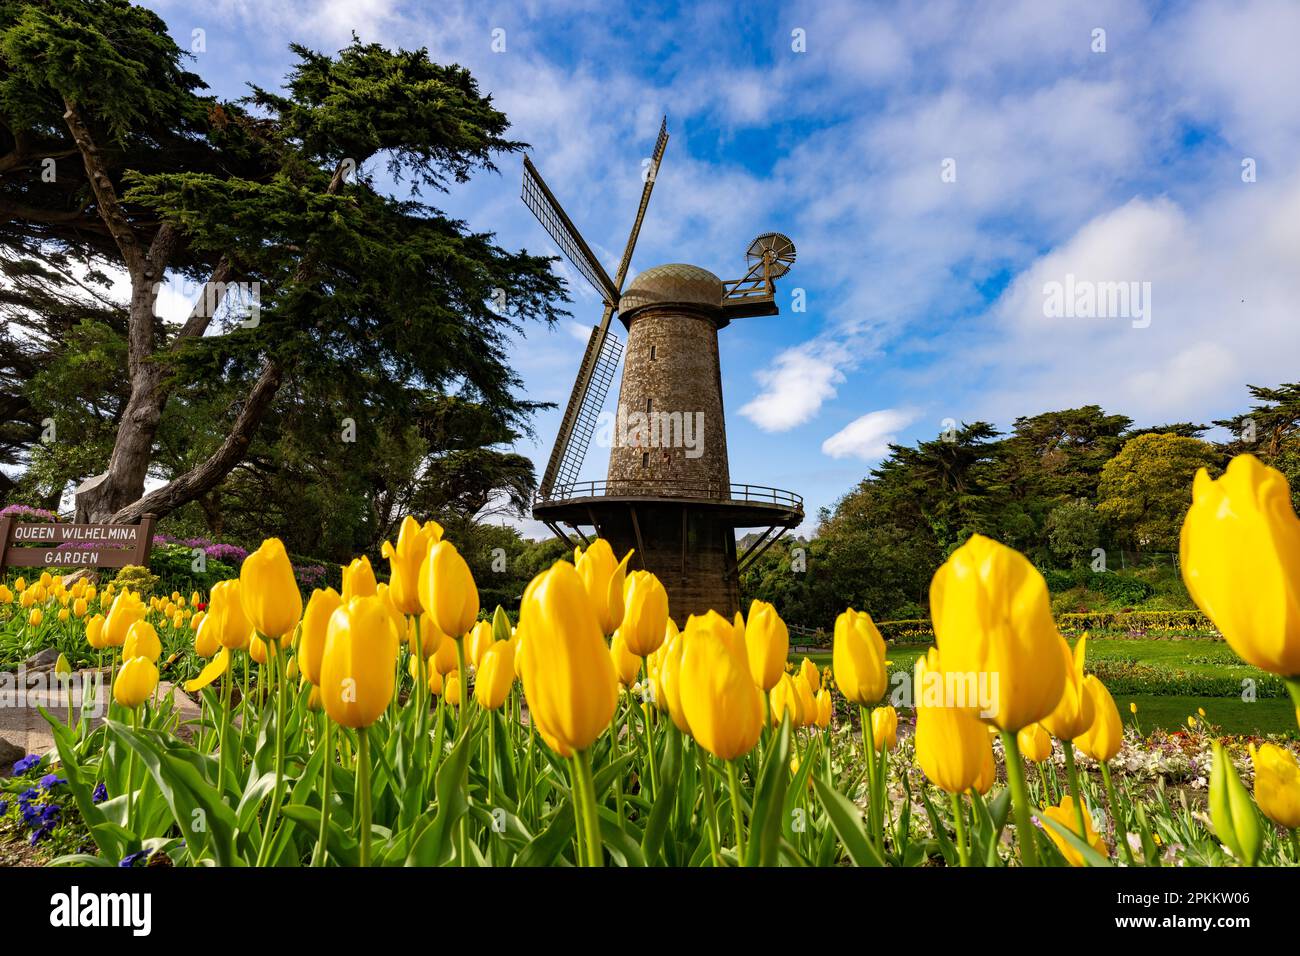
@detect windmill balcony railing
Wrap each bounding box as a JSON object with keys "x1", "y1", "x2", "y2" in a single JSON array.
[{"x1": 539, "y1": 479, "x2": 803, "y2": 510}]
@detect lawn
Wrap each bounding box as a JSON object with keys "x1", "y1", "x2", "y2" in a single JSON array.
[{"x1": 789, "y1": 637, "x2": 1297, "y2": 737}]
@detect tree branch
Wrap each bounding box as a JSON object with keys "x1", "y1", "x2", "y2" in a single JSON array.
[{"x1": 61, "y1": 99, "x2": 144, "y2": 276}]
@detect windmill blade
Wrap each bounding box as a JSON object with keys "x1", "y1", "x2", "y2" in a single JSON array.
[
  {"x1": 612, "y1": 117, "x2": 669, "y2": 291},
  {"x1": 522, "y1": 156, "x2": 619, "y2": 305}
]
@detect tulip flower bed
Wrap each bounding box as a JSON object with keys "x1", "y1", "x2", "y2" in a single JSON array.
[{"x1": 3, "y1": 453, "x2": 1300, "y2": 869}]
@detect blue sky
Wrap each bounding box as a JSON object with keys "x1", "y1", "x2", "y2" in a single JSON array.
[{"x1": 142, "y1": 0, "x2": 1300, "y2": 536}]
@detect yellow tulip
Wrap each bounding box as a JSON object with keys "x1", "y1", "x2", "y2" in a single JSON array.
[
  {"x1": 13, "y1": 576, "x2": 25, "y2": 591},
  {"x1": 86, "y1": 613, "x2": 107, "y2": 649},
  {"x1": 574, "y1": 539, "x2": 632, "y2": 635},
  {"x1": 0, "y1": 584, "x2": 11, "y2": 604},
  {"x1": 57, "y1": 608, "x2": 69, "y2": 623},
  {"x1": 412, "y1": 612, "x2": 444, "y2": 659},
  {"x1": 381, "y1": 516, "x2": 443, "y2": 614},
  {"x1": 973, "y1": 737, "x2": 996, "y2": 795},
  {"x1": 103, "y1": 591, "x2": 146, "y2": 647},
  {"x1": 208, "y1": 580, "x2": 252, "y2": 651},
  {"x1": 341, "y1": 555, "x2": 378, "y2": 601},
  {"x1": 73, "y1": 597, "x2": 87, "y2": 618},
  {"x1": 657, "y1": 622, "x2": 690, "y2": 733},
  {"x1": 679, "y1": 610, "x2": 764, "y2": 760},
  {"x1": 432, "y1": 628, "x2": 459, "y2": 675},
  {"x1": 929, "y1": 534, "x2": 1066, "y2": 731},
  {"x1": 193, "y1": 612, "x2": 220, "y2": 658},
  {"x1": 114, "y1": 656, "x2": 158, "y2": 708},
  {"x1": 299, "y1": 586, "x2": 342, "y2": 686},
  {"x1": 913, "y1": 649, "x2": 992, "y2": 794},
  {"x1": 1249, "y1": 742, "x2": 1300, "y2": 830},
  {"x1": 1180, "y1": 454, "x2": 1300, "y2": 677},
  {"x1": 123, "y1": 620, "x2": 161, "y2": 662},
  {"x1": 184, "y1": 648, "x2": 230, "y2": 693},
  {"x1": 871, "y1": 705, "x2": 898, "y2": 752},
  {"x1": 1042, "y1": 634, "x2": 1095, "y2": 741},
  {"x1": 474, "y1": 639, "x2": 516, "y2": 710},
  {"x1": 832, "y1": 608, "x2": 888, "y2": 705},
  {"x1": 621, "y1": 570, "x2": 669, "y2": 657},
  {"x1": 799, "y1": 656, "x2": 820, "y2": 693},
  {"x1": 39, "y1": 571, "x2": 52, "y2": 589},
  {"x1": 190, "y1": 591, "x2": 202, "y2": 608},
  {"x1": 28, "y1": 608, "x2": 42, "y2": 627},
  {"x1": 418, "y1": 540, "x2": 479, "y2": 639},
  {"x1": 1042, "y1": 795, "x2": 1106, "y2": 866},
  {"x1": 1074, "y1": 675, "x2": 1123, "y2": 763},
  {"x1": 745, "y1": 599, "x2": 789, "y2": 691},
  {"x1": 240, "y1": 537, "x2": 301, "y2": 639},
  {"x1": 516, "y1": 561, "x2": 618, "y2": 757},
  {"x1": 770, "y1": 672, "x2": 804, "y2": 727},
  {"x1": 814, "y1": 688, "x2": 833, "y2": 729},
  {"x1": 794, "y1": 671, "x2": 817, "y2": 728},
  {"x1": 610, "y1": 630, "x2": 642, "y2": 686},
  {"x1": 320, "y1": 595, "x2": 400, "y2": 728},
  {"x1": 468, "y1": 619, "x2": 495, "y2": 668},
  {"x1": 1018, "y1": 722, "x2": 1052, "y2": 763},
  {"x1": 444, "y1": 670, "x2": 462, "y2": 707}
]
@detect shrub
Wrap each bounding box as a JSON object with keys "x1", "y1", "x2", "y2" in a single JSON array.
[
  {"x1": 147, "y1": 543, "x2": 236, "y2": 595},
  {"x1": 112, "y1": 565, "x2": 160, "y2": 597}
]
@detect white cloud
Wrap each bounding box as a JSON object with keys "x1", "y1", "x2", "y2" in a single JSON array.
[
  {"x1": 740, "y1": 342, "x2": 848, "y2": 432},
  {"x1": 821, "y1": 407, "x2": 919, "y2": 460}
]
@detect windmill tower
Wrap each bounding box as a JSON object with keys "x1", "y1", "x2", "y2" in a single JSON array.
[{"x1": 523, "y1": 121, "x2": 803, "y2": 622}]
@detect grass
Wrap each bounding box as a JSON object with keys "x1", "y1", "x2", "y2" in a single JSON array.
[{"x1": 789, "y1": 637, "x2": 1297, "y2": 737}]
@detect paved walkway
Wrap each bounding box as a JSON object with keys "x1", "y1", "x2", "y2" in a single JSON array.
[{"x1": 0, "y1": 667, "x2": 201, "y2": 771}]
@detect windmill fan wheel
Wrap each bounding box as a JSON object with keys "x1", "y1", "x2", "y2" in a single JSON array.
[{"x1": 745, "y1": 232, "x2": 796, "y2": 278}]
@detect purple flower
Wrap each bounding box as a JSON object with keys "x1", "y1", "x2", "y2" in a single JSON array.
[
  {"x1": 119, "y1": 851, "x2": 148, "y2": 868},
  {"x1": 0, "y1": 800, "x2": 8, "y2": 815},
  {"x1": 92, "y1": 782, "x2": 108, "y2": 804},
  {"x1": 12, "y1": 754, "x2": 41, "y2": 774},
  {"x1": 39, "y1": 773, "x2": 66, "y2": 790},
  {"x1": 18, "y1": 787, "x2": 39, "y2": 803},
  {"x1": 0, "y1": 504, "x2": 58, "y2": 522}
]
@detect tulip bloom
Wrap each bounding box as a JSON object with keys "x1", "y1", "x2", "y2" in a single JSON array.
[
  {"x1": 468, "y1": 619, "x2": 495, "y2": 668},
  {"x1": 299, "y1": 586, "x2": 341, "y2": 686},
  {"x1": 1210, "y1": 740, "x2": 1263, "y2": 865},
  {"x1": 871, "y1": 705, "x2": 898, "y2": 752},
  {"x1": 1042, "y1": 795, "x2": 1106, "y2": 866},
  {"x1": 1042, "y1": 634, "x2": 1095, "y2": 741},
  {"x1": 320, "y1": 596, "x2": 400, "y2": 728},
  {"x1": 381, "y1": 516, "x2": 443, "y2": 614},
  {"x1": 770, "y1": 672, "x2": 804, "y2": 727},
  {"x1": 913, "y1": 650, "x2": 992, "y2": 794},
  {"x1": 114, "y1": 656, "x2": 159, "y2": 708},
  {"x1": 814, "y1": 688, "x2": 833, "y2": 729},
  {"x1": 745, "y1": 599, "x2": 789, "y2": 691},
  {"x1": 929, "y1": 534, "x2": 1066, "y2": 732},
  {"x1": 574, "y1": 539, "x2": 632, "y2": 636},
  {"x1": 657, "y1": 623, "x2": 691, "y2": 733},
  {"x1": 240, "y1": 538, "x2": 301, "y2": 640},
  {"x1": 1073, "y1": 675, "x2": 1123, "y2": 763},
  {"x1": 794, "y1": 671, "x2": 817, "y2": 728},
  {"x1": 832, "y1": 608, "x2": 888, "y2": 705},
  {"x1": 208, "y1": 580, "x2": 252, "y2": 651},
  {"x1": 679, "y1": 611, "x2": 764, "y2": 760},
  {"x1": 419, "y1": 540, "x2": 479, "y2": 638},
  {"x1": 124, "y1": 621, "x2": 161, "y2": 662},
  {"x1": 103, "y1": 592, "x2": 146, "y2": 648},
  {"x1": 621, "y1": 570, "x2": 669, "y2": 657},
  {"x1": 184, "y1": 648, "x2": 230, "y2": 693},
  {"x1": 1018, "y1": 722, "x2": 1052, "y2": 763},
  {"x1": 341, "y1": 555, "x2": 378, "y2": 600},
  {"x1": 610, "y1": 630, "x2": 642, "y2": 686},
  {"x1": 1249, "y1": 742, "x2": 1300, "y2": 830},
  {"x1": 1180, "y1": 455, "x2": 1300, "y2": 677},
  {"x1": 516, "y1": 561, "x2": 618, "y2": 756},
  {"x1": 86, "y1": 614, "x2": 107, "y2": 650},
  {"x1": 474, "y1": 640, "x2": 516, "y2": 710}
]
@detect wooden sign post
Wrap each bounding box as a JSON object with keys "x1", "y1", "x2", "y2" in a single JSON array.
[{"x1": 0, "y1": 514, "x2": 157, "y2": 571}]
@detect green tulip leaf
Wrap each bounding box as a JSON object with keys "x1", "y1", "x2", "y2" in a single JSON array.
[{"x1": 812, "y1": 774, "x2": 885, "y2": 867}]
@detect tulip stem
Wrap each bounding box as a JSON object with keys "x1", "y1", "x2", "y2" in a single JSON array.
[
  {"x1": 697, "y1": 743, "x2": 723, "y2": 866},
  {"x1": 572, "y1": 748, "x2": 604, "y2": 866},
  {"x1": 124, "y1": 706, "x2": 139, "y2": 836},
  {"x1": 1062, "y1": 743, "x2": 1088, "y2": 843},
  {"x1": 313, "y1": 715, "x2": 332, "y2": 866},
  {"x1": 860, "y1": 705, "x2": 881, "y2": 849},
  {"x1": 1100, "y1": 761, "x2": 1134, "y2": 865},
  {"x1": 726, "y1": 759, "x2": 747, "y2": 862},
  {"x1": 257, "y1": 642, "x2": 288, "y2": 866},
  {"x1": 1289, "y1": 829, "x2": 1299, "y2": 864},
  {"x1": 950, "y1": 792, "x2": 969, "y2": 867},
  {"x1": 998, "y1": 730, "x2": 1039, "y2": 867},
  {"x1": 356, "y1": 727, "x2": 373, "y2": 867}
]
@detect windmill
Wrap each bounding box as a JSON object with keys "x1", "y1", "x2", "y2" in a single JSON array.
[{"x1": 523, "y1": 120, "x2": 803, "y2": 621}]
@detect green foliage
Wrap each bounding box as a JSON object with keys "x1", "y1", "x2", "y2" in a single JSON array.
[
  {"x1": 1097, "y1": 433, "x2": 1220, "y2": 551},
  {"x1": 111, "y1": 565, "x2": 158, "y2": 597},
  {"x1": 146, "y1": 543, "x2": 235, "y2": 595}
]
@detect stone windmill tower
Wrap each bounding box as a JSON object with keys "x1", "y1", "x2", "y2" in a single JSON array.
[{"x1": 522, "y1": 121, "x2": 802, "y2": 621}]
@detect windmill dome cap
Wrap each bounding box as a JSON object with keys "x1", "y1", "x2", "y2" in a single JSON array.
[{"x1": 620, "y1": 263, "x2": 723, "y2": 313}]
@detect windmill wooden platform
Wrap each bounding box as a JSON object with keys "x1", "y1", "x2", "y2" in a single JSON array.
[{"x1": 522, "y1": 120, "x2": 802, "y2": 622}]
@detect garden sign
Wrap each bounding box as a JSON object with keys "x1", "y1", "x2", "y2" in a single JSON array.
[{"x1": 0, "y1": 513, "x2": 157, "y2": 571}]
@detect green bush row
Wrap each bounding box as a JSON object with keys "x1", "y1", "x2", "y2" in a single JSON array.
[
  {"x1": 1086, "y1": 658, "x2": 1284, "y2": 699},
  {"x1": 862, "y1": 608, "x2": 1220, "y2": 644}
]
